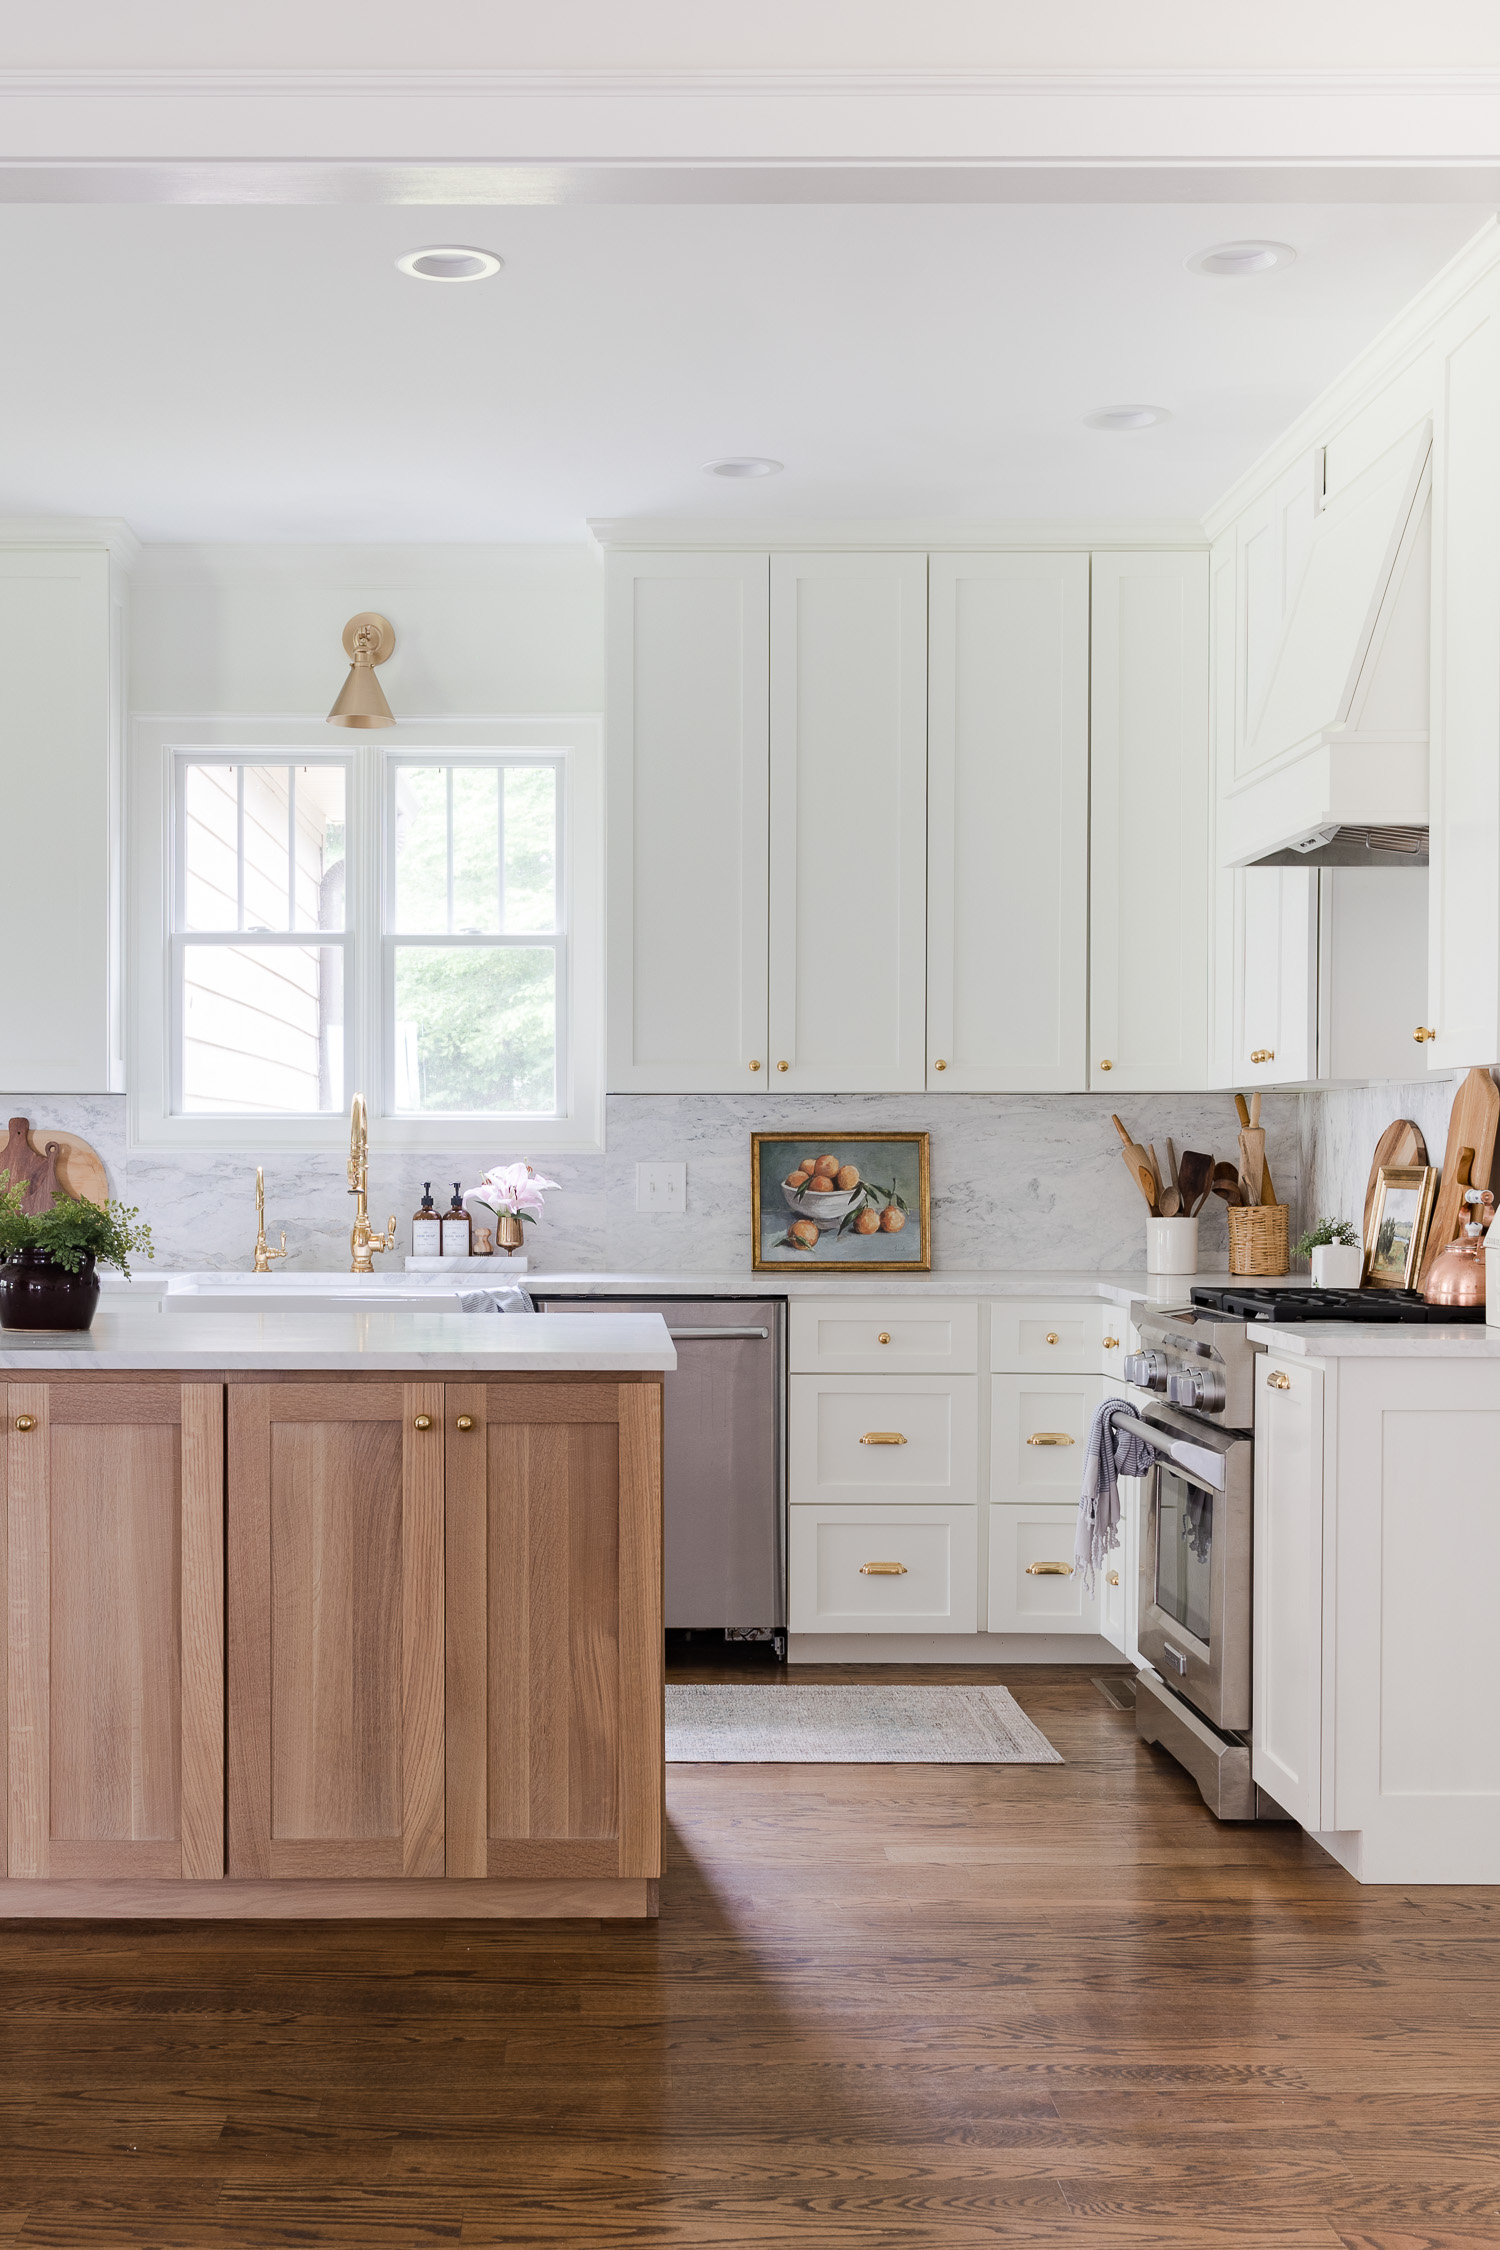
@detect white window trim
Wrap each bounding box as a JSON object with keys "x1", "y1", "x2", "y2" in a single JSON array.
[{"x1": 129, "y1": 712, "x2": 603, "y2": 1154}]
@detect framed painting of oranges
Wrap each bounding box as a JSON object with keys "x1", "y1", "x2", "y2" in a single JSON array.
[{"x1": 751, "y1": 1131, "x2": 931, "y2": 1272}]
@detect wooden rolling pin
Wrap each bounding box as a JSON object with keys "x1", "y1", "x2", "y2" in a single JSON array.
[{"x1": 1234, "y1": 1092, "x2": 1277, "y2": 1206}]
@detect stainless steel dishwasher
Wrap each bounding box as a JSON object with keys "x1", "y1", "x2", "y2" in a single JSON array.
[{"x1": 534, "y1": 1296, "x2": 785, "y2": 1646}]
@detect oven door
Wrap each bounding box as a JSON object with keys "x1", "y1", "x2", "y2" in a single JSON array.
[{"x1": 1133, "y1": 1401, "x2": 1252, "y2": 1735}]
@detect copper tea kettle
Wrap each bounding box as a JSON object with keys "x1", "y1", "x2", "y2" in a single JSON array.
[{"x1": 1423, "y1": 1188, "x2": 1495, "y2": 1308}]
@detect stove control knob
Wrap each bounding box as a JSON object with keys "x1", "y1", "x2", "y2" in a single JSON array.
[
  {"x1": 1167, "y1": 1367, "x2": 1226, "y2": 1413},
  {"x1": 1124, "y1": 1350, "x2": 1168, "y2": 1393}
]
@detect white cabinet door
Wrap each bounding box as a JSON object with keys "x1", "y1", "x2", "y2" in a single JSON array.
[
  {"x1": 789, "y1": 1505, "x2": 978, "y2": 1634},
  {"x1": 1317, "y1": 868, "x2": 1430, "y2": 1083},
  {"x1": 789, "y1": 1299, "x2": 979, "y2": 1375},
  {"x1": 0, "y1": 546, "x2": 121, "y2": 1091},
  {"x1": 927, "y1": 553, "x2": 1088, "y2": 1091},
  {"x1": 1253, "y1": 1356, "x2": 1325, "y2": 1830},
  {"x1": 987, "y1": 1504, "x2": 1101, "y2": 1634},
  {"x1": 1233, "y1": 867, "x2": 1318, "y2": 1086},
  {"x1": 1089, "y1": 551, "x2": 1210, "y2": 1091},
  {"x1": 605, "y1": 551, "x2": 769, "y2": 1091},
  {"x1": 990, "y1": 1373, "x2": 1102, "y2": 1504},
  {"x1": 768, "y1": 554, "x2": 927, "y2": 1091},
  {"x1": 789, "y1": 1374, "x2": 979, "y2": 1507}
]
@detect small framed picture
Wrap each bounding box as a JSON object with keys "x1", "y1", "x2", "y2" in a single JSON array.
[
  {"x1": 751, "y1": 1132, "x2": 931, "y2": 1273},
  {"x1": 1363, "y1": 1163, "x2": 1438, "y2": 1290}
]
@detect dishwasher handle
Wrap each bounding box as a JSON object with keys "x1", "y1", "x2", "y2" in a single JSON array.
[{"x1": 666, "y1": 1325, "x2": 770, "y2": 1340}]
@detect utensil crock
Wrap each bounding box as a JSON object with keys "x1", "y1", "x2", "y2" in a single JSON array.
[{"x1": 1146, "y1": 1216, "x2": 1199, "y2": 1276}]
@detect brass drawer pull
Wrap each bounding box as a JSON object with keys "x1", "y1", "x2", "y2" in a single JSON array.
[
  {"x1": 1107, "y1": 1570, "x2": 1120, "y2": 1587},
  {"x1": 412, "y1": 1414, "x2": 434, "y2": 1431},
  {"x1": 1027, "y1": 1431, "x2": 1075, "y2": 1447},
  {"x1": 859, "y1": 1560, "x2": 909, "y2": 1576},
  {"x1": 1103, "y1": 1335, "x2": 1119, "y2": 1350},
  {"x1": 455, "y1": 1415, "x2": 475, "y2": 1431},
  {"x1": 13, "y1": 1416, "x2": 36, "y2": 1433},
  {"x1": 1250, "y1": 1048, "x2": 1275, "y2": 1064},
  {"x1": 1266, "y1": 1370, "x2": 1291, "y2": 1391},
  {"x1": 1026, "y1": 1560, "x2": 1074, "y2": 1577},
  {"x1": 1045, "y1": 1331, "x2": 1060, "y2": 1344},
  {"x1": 877, "y1": 1332, "x2": 891, "y2": 1344},
  {"x1": 860, "y1": 1431, "x2": 908, "y2": 1446}
]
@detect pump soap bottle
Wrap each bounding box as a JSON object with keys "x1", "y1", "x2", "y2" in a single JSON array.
[
  {"x1": 442, "y1": 1183, "x2": 472, "y2": 1258},
  {"x1": 412, "y1": 1183, "x2": 441, "y2": 1259}
]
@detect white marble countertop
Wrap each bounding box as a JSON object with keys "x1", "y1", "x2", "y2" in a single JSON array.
[
  {"x1": 0, "y1": 1304, "x2": 677, "y2": 1373},
  {"x1": 1258, "y1": 1319, "x2": 1500, "y2": 1359}
]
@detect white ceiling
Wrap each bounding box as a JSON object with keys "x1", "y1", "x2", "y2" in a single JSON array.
[{"x1": 0, "y1": 199, "x2": 1486, "y2": 541}]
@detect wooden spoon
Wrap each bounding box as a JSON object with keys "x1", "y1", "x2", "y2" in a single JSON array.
[
  {"x1": 1111, "y1": 1113, "x2": 1159, "y2": 1211},
  {"x1": 1211, "y1": 1161, "x2": 1242, "y2": 1209},
  {"x1": 1177, "y1": 1149, "x2": 1214, "y2": 1216},
  {"x1": 1234, "y1": 1092, "x2": 1278, "y2": 1206}
]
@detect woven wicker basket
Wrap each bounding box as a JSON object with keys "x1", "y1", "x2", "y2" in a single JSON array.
[{"x1": 1227, "y1": 1202, "x2": 1289, "y2": 1277}]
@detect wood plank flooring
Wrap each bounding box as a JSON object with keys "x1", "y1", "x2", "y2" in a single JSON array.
[{"x1": 0, "y1": 1657, "x2": 1497, "y2": 2247}]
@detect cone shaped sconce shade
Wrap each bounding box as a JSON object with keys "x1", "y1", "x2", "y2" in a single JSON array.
[{"x1": 328, "y1": 613, "x2": 396, "y2": 728}]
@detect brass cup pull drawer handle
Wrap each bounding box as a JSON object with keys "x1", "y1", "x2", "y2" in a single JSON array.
[
  {"x1": 859, "y1": 1560, "x2": 909, "y2": 1576},
  {"x1": 1027, "y1": 1432, "x2": 1075, "y2": 1447},
  {"x1": 1026, "y1": 1561, "x2": 1075, "y2": 1577},
  {"x1": 454, "y1": 1415, "x2": 475, "y2": 1431},
  {"x1": 860, "y1": 1431, "x2": 908, "y2": 1446},
  {"x1": 1250, "y1": 1049, "x2": 1275, "y2": 1064},
  {"x1": 1266, "y1": 1370, "x2": 1291, "y2": 1390},
  {"x1": 13, "y1": 1416, "x2": 35, "y2": 1433},
  {"x1": 412, "y1": 1414, "x2": 434, "y2": 1431}
]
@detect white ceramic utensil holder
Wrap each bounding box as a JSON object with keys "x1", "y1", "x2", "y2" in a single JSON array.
[
  {"x1": 1310, "y1": 1243, "x2": 1363, "y2": 1288},
  {"x1": 1146, "y1": 1216, "x2": 1199, "y2": 1275}
]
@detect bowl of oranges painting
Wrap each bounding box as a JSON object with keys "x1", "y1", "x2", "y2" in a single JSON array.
[{"x1": 754, "y1": 1134, "x2": 929, "y2": 1268}]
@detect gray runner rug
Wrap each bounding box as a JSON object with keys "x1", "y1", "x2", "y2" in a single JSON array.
[{"x1": 665, "y1": 1683, "x2": 1062, "y2": 1764}]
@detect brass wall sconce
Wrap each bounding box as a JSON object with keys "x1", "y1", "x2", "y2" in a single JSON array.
[{"x1": 327, "y1": 613, "x2": 396, "y2": 729}]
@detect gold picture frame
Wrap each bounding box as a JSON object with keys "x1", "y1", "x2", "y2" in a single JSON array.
[
  {"x1": 1363, "y1": 1163, "x2": 1438, "y2": 1290},
  {"x1": 751, "y1": 1131, "x2": 931, "y2": 1273}
]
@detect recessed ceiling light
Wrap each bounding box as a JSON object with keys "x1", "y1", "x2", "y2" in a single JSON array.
[
  {"x1": 396, "y1": 246, "x2": 504, "y2": 283},
  {"x1": 705, "y1": 457, "x2": 784, "y2": 479},
  {"x1": 1083, "y1": 405, "x2": 1172, "y2": 432},
  {"x1": 1188, "y1": 240, "x2": 1297, "y2": 278}
]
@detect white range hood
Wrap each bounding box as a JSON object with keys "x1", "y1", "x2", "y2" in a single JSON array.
[{"x1": 1222, "y1": 423, "x2": 1431, "y2": 870}]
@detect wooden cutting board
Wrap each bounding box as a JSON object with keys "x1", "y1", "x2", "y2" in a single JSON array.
[
  {"x1": 0, "y1": 1117, "x2": 109, "y2": 1214},
  {"x1": 1363, "y1": 1118, "x2": 1429, "y2": 1242},
  {"x1": 1419, "y1": 1067, "x2": 1500, "y2": 1285}
]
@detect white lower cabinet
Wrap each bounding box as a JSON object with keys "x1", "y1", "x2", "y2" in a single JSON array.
[
  {"x1": 990, "y1": 1373, "x2": 1102, "y2": 1503},
  {"x1": 789, "y1": 1505, "x2": 978, "y2": 1633},
  {"x1": 788, "y1": 1374, "x2": 978, "y2": 1507},
  {"x1": 987, "y1": 1503, "x2": 1099, "y2": 1634},
  {"x1": 1253, "y1": 1354, "x2": 1325, "y2": 1829}
]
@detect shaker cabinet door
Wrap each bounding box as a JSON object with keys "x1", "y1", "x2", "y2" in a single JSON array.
[
  {"x1": 927, "y1": 552, "x2": 1089, "y2": 1090},
  {"x1": 445, "y1": 1383, "x2": 663, "y2": 1882},
  {"x1": 227, "y1": 1383, "x2": 446, "y2": 1880},
  {"x1": 3, "y1": 1380, "x2": 224, "y2": 1881}
]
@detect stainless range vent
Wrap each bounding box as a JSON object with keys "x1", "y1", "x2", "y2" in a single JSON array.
[{"x1": 1252, "y1": 822, "x2": 1429, "y2": 870}]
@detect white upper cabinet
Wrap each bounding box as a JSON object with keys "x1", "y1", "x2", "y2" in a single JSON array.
[
  {"x1": 767, "y1": 554, "x2": 928, "y2": 1092},
  {"x1": 1089, "y1": 550, "x2": 1210, "y2": 1092},
  {"x1": 926, "y1": 553, "x2": 1089, "y2": 1092},
  {"x1": 1233, "y1": 869, "x2": 1318, "y2": 1085},
  {"x1": 0, "y1": 542, "x2": 124, "y2": 1093},
  {"x1": 606, "y1": 552, "x2": 770, "y2": 1092}
]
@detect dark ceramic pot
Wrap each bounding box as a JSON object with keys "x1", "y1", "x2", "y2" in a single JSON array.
[{"x1": 0, "y1": 1248, "x2": 100, "y2": 1331}]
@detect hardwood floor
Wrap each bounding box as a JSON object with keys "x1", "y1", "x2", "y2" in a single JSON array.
[{"x1": 0, "y1": 1657, "x2": 1497, "y2": 2247}]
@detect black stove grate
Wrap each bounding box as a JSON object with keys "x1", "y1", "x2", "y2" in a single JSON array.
[{"x1": 1189, "y1": 1285, "x2": 1485, "y2": 1325}]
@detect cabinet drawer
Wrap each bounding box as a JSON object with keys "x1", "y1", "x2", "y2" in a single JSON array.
[
  {"x1": 789, "y1": 1298, "x2": 978, "y2": 1374},
  {"x1": 789, "y1": 1505, "x2": 977, "y2": 1633},
  {"x1": 790, "y1": 1375, "x2": 978, "y2": 1505},
  {"x1": 990, "y1": 1299, "x2": 1107, "y2": 1372},
  {"x1": 991, "y1": 1373, "x2": 1102, "y2": 1503},
  {"x1": 988, "y1": 1503, "x2": 1100, "y2": 1635}
]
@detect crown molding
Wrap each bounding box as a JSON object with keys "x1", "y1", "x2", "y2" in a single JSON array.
[
  {"x1": 133, "y1": 540, "x2": 597, "y2": 583},
  {"x1": 588, "y1": 518, "x2": 1207, "y2": 553},
  {"x1": 1202, "y1": 213, "x2": 1500, "y2": 540},
  {"x1": 0, "y1": 515, "x2": 142, "y2": 567}
]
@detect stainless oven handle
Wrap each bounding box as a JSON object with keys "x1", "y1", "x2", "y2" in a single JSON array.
[
  {"x1": 1113, "y1": 1408, "x2": 1228, "y2": 1491},
  {"x1": 666, "y1": 1326, "x2": 770, "y2": 1339}
]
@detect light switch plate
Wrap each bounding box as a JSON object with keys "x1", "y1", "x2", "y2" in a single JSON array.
[{"x1": 635, "y1": 1161, "x2": 686, "y2": 1214}]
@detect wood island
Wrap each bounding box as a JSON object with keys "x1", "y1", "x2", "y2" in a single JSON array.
[{"x1": 0, "y1": 1305, "x2": 670, "y2": 1919}]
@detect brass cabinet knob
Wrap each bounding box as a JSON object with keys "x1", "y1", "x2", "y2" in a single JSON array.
[
  {"x1": 1027, "y1": 1431, "x2": 1076, "y2": 1446},
  {"x1": 877, "y1": 1331, "x2": 891, "y2": 1344},
  {"x1": 1414, "y1": 1026, "x2": 1437, "y2": 1043},
  {"x1": 860, "y1": 1431, "x2": 908, "y2": 1445},
  {"x1": 1266, "y1": 1370, "x2": 1291, "y2": 1391},
  {"x1": 748, "y1": 1059, "x2": 761, "y2": 1071},
  {"x1": 1103, "y1": 1335, "x2": 1119, "y2": 1350},
  {"x1": 933, "y1": 1059, "x2": 947, "y2": 1071},
  {"x1": 1026, "y1": 1561, "x2": 1074, "y2": 1577},
  {"x1": 1107, "y1": 1570, "x2": 1121, "y2": 1587},
  {"x1": 776, "y1": 1060, "x2": 789, "y2": 1072},
  {"x1": 1250, "y1": 1049, "x2": 1275, "y2": 1064},
  {"x1": 1098, "y1": 1059, "x2": 1113, "y2": 1071},
  {"x1": 454, "y1": 1415, "x2": 475, "y2": 1431},
  {"x1": 1046, "y1": 1332, "x2": 1060, "y2": 1345},
  {"x1": 412, "y1": 1414, "x2": 434, "y2": 1431},
  {"x1": 859, "y1": 1561, "x2": 908, "y2": 1576},
  {"x1": 13, "y1": 1416, "x2": 35, "y2": 1433}
]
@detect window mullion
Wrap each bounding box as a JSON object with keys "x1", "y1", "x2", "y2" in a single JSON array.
[{"x1": 286, "y1": 763, "x2": 297, "y2": 933}]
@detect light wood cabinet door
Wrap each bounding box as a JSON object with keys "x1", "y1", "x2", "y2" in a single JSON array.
[
  {"x1": 1089, "y1": 550, "x2": 1210, "y2": 1091},
  {"x1": 446, "y1": 1383, "x2": 663, "y2": 1881},
  {"x1": 768, "y1": 552, "x2": 928, "y2": 1091},
  {"x1": 3, "y1": 1380, "x2": 223, "y2": 1881},
  {"x1": 605, "y1": 550, "x2": 770, "y2": 1091},
  {"x1": 927, "y1": 552, "x2": 1089, "y2": 1090},
  {"x1": 227, "y1": 1382, "x2": 446, "y2": 1880}
]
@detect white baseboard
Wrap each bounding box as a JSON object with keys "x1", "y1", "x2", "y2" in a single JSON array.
[{"x1": 787, "y1": 1632, "x2": 1124, "y2": 1664}]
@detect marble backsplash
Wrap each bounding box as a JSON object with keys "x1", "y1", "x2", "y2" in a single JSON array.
[
  {"x1": 1298, "y1": 1069, "x2": 1496, "y2": 1235},
  {"x1": 2, "y1": 1087, "x2": 1305, "y2": 1275}
]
